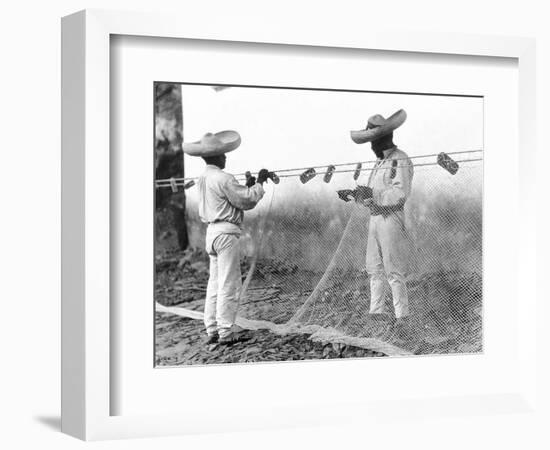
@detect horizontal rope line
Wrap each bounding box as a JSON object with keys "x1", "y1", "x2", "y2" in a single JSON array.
[
  {"x1": 155, "y1": 149, "x2": 482, "y2": 185},
  {"x1": 156, "y1": 157, "x2": 483, "y2": 187},
  {"x1": 253, "y1": 149, "x2": 483, "y2": 176},
  {"x1": 293, "y1": 158, "x2": 483, "y2": 178}
]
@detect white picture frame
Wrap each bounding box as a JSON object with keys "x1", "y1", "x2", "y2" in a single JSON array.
[{"x1": 61, "y1": 9, "x2": 538, "y2": 441}]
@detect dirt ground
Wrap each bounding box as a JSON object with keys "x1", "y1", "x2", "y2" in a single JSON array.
[
  {"x1": 155, "y1": 312, "x2": 385, "y2": 366},
  {"x1": 155, "y1": 246, "x2": 482, "y2": 365},
  {"x1": 155, "y1": 247, "x2": 389, "y2": 365}
]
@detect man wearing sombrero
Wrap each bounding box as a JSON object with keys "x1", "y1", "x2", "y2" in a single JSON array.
[
  {"x1": 340, "y1": 109, "x2": 414, "y2": 332},
  {"x1": 183, "y1": 131, "x2": 269, "y2": 345}
]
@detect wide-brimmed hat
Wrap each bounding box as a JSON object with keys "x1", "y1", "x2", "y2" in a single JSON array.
[
  {"x1": 350, "y1": 109, "x2": 407, "y2": 144},
  {"x1": 182, "y1": 130, "x2": 241, "y2": 157}
]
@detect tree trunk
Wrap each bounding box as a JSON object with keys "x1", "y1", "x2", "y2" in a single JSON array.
[{"x1": 155, "y1": 83, "x2": 189, "y2": 250}]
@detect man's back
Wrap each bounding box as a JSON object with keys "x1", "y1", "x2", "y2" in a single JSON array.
[{"x1": 198, "y1": 165, "x2": 264, "y2": 226}]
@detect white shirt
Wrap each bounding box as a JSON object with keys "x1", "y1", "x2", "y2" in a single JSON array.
[
  {"x1": 356, "y1": 146, "x2": 414, "y2": 207},
  {"x1": 197, "y1": 165, "x2": 265, "y2": 228}
]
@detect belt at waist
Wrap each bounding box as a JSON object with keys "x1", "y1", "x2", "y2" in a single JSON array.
[
  {"x1": 207, "y1": 219, "x2": 239, "y2": 225},
  {"x1": 370, "y1": 204, "x2": 404, "y2": 216},
  {"x1": 206, "y1": 221, "x2": 242, "y2": 236}
]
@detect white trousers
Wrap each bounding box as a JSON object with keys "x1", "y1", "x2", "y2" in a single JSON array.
[
  {"x1": 366, "y1": 211, "x2": 410, "y2": 318},
  {"x1": 204, "y1": 229, "x2": 242, "y2": 337}
]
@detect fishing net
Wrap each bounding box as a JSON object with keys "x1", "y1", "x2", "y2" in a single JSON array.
[
  {"x1": 157, "y1": 153, "x2": 483, "y2": 356},
  {"x1": 233, "y1": 155, "x2": 483, "y2": 355}
]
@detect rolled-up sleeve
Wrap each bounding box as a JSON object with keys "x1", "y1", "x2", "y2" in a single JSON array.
[
  {"x1": 378, "y1": 159, "x2": 414, "y2": 207},
  {"x1": 222, "y1": 176, "x2": 265, "y2": 210}
]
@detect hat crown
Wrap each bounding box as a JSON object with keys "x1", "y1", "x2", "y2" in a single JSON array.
[
  {"x1": 201, "y1": 132, "x2": 219, "y2": 145},
  {"x1": 367, "y1": 114, "x2": 386, "y2": 128}
]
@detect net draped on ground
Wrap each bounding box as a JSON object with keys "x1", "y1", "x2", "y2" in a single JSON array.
[{"x1": 170, "y1": 155, "x2": 483, "y2": 356}]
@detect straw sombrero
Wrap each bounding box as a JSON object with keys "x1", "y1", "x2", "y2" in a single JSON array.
[
  {"x1": 182, "y1": 130, "x2": 241, "y2": 157},
  {"x1": 350, "y1": 109, "x2": 407, "y2": 144}
]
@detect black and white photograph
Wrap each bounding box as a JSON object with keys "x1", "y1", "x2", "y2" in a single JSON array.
[{"x1": 154, "y1": 82, "x2": 483, "y2": 365}]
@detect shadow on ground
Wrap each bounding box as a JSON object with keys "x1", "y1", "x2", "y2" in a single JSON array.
[{"x1": 34, "y1": 415, "x2": 61, "y2": 432}]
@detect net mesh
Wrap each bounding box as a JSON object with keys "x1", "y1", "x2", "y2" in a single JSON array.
[{"x1": 232, "y1": 158, "x2": 483, "y2": 355}]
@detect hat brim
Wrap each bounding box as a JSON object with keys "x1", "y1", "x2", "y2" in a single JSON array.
[
  {"x1": 350, "y1": 109, "x2": 407, "y2": 144},
  {"x1": 183, "y1": 130, "x2": 241, "y2": 157}
]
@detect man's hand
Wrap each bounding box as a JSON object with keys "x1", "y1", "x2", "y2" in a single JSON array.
[
  {"x1": 355, "y1": 186, "x2": 373, "y2": 201},
  {"x1": 257, "y1": 169, "x2": 270, "y2": 185},
  {"x1": 337, "y1": 189, "x2": 356, "y2": 202},
  {"x1": 354, "y1": 186, "x2": 373, "y2": 207},
  {"x1": 245, "y1": 175, "x2": 256, "y2": 187},
  {"x1": 360, "y1": 198, "x2": 374, "y2": 207}
]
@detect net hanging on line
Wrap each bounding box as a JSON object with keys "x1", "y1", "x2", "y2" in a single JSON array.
[{"x1": 234, "y1": 156, "x2": 482, "y2": 355}]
